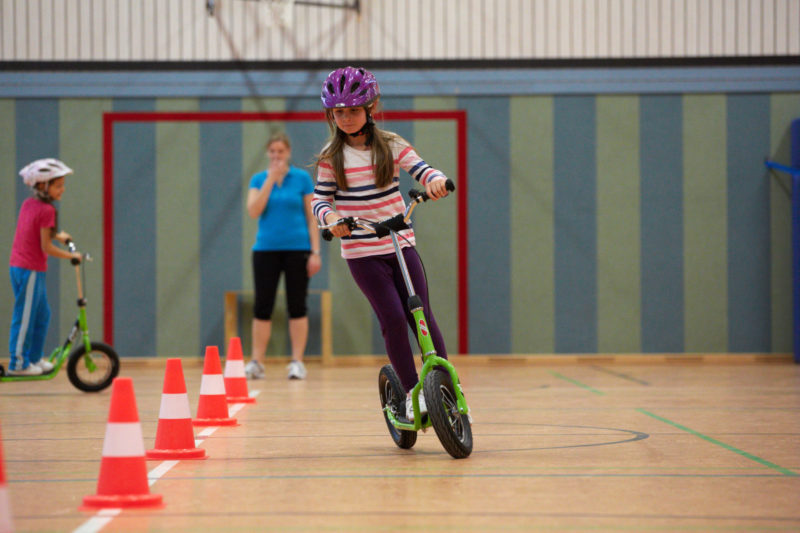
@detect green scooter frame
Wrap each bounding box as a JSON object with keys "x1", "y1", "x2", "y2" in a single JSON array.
[
  {"x1": 378, "y1": 223, "x2": 472, "y2": 459},
  {"x1": 0, "y1": 241, "x2": 120, "y2": 392},
  {"x1": 322, "y1": 180, "x2": 472, "y2": 458}
]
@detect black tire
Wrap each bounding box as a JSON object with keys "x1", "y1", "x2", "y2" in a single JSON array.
[
  {"x1": 423, "y1": 369, "x2": 473, "y2": 459},
  {"x1": 67, "y1": 341, "x2": 120, "y2": 392},
  {"x1": 378, "y1": 364, "x2": 417, "y2": 449},
  {"x1": 0, "y1": 364, "x2": 5, "y2": 377}
]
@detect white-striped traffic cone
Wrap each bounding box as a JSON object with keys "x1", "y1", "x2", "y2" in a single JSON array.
[
  {"x1": 224, "y1": 337, "x2": 255, "y2": 404},
  {"x1": 0, "y1": 423, "x2": 13, "y2": 533},
  {"x1": 146, "y1": 358, "x2": 207, "y2": 460},
  {"x1": 82, "y1": 377, "x2": 163, "y2": 509},
  {"x1": 193, "y1": 346, "x2": 238, "y2": 427}
]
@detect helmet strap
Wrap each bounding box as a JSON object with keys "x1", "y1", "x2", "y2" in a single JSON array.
[
  {"x1": 33, "y1": 183, "x2": 54, "y2": 203},
  {"x1": 347, "y1": 113, "x2": 375, "y2": 145}
]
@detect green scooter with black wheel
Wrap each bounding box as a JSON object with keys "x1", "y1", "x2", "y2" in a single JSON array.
[
  {"x1": 0, "y1": 240, "x2": 120, "y2": 392},
  {"x1": 321, "y1": 180, "x2": 473, "y2": 459}
]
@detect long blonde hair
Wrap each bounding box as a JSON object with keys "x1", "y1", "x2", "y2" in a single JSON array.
[{"x1": 315, "y1": 106, "x2": 396, "y2": 191}]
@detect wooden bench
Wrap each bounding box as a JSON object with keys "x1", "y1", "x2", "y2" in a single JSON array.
[{"x1": 224, "y1": 289, "x2": 333, "y2": 365}]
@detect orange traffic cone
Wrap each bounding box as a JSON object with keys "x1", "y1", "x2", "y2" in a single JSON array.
[
  {"x1": 0, "y1": 425, "x2": 13, "y2": 533},
  {"x1": 193, "y1": 346, "x2": 238, "y2": 427},
  {"x1": 146, "y1": 359, "x2": 207, "y2": 460},
  {"x1": 83, "y1": 377, "x2": 163, "y2": 509},
  {"x1": 224, "y1": 337, "x2": 255, "y2": 404}
]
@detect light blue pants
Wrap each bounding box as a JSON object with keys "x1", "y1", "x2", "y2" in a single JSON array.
[{"x1": 8, "y1": 267, "x2": 50, "y2": 371}]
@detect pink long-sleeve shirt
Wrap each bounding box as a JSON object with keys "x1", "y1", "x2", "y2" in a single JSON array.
[{"x1": 312, "y1": 136, "x2": 446, "y2": 259}]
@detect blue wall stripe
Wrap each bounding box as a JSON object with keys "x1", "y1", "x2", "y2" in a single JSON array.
[
  {"x1": 199, "y1": 98, "x2": 243, "y2": 350},
  {"x1": 113, "y1": 98, "x2": 156, "y2": 357},
  {"x1": 461, "y1": 96, "x2": 511, "y2": 354},
  {"x1": 553, "y1": 96, "x2": 598, "y2": 353},
  {"x1": 640, "y1": 95, "x2": 684, "y2": 353},
  {"x1": 15, "y1": 99, "x2": 61, "y2": 354},
  {"x1": 727, "y1": 94, "x2": 771, "y2": 352}
]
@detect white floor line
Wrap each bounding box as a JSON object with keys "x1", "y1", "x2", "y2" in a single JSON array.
[
  {"x1": 147, "y1": 460, "x2": 179, "y2": 487},
  {"x1": 71, "y1": 509, "x2": 121, "y2": 533},
  {"x1": 72, "y1": 388, "x2": 261, "y2": 533}
]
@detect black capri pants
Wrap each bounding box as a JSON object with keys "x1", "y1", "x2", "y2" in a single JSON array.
[{"x1": 252, "y1": 250, "x2": 310, "y2": 320}]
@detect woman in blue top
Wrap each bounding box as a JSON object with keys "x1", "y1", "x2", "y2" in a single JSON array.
[{"x1": 245, "y1": 133, "x2": 321, "y2": 380}]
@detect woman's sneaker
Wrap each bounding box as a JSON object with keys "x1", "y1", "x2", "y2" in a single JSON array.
[
  {"x1": 8, "y1": 365, "x2": 43, "y2": 376},
  {"x1": 244, "y1": 360, "x2": 265, "y2": 380},
  {"x1": 35, "y1": 359, "x2": 54, "y2": 373},
  {"x1": 405, "y1": 393, "x2": 427, "y2": 421},
  {"x1": 287, "y1": 360, "x2": 307, "y2": 380}
]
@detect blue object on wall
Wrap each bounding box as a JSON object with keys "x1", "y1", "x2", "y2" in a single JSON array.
[{"x1": 765, "y1": 118, "x2": 800, "y2": 363}]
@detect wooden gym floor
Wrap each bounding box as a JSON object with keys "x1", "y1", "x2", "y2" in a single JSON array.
[{"x1": 1, "y1": 356, "x2": 799, "y2": 532}]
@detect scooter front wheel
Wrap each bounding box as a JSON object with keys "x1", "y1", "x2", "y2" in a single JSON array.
[
  {"x1": 67, "y1": 342, "x2": 120, "y2": 392},
  {"x1": 378, "y1": 365, "x2": 417, "y2": 449},
  {"x1": 423, "y1": 369, "x2": 473, "y2": 459}
]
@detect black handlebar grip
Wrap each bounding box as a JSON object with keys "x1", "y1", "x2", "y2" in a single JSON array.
[
  {"x1": 413, "y1": 179, "x2": 456, "y2": 202},
  {"x1": 322, "y1": 229, "x2": 333, "y2": 241},
  {"x1": 71, "y1": 257, "x2": 81, "y2": 266}
]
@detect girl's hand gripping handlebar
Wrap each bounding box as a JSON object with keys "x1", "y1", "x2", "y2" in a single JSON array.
[{"x1": 319, "y1": 179, "x2": 455, "y2": 241}]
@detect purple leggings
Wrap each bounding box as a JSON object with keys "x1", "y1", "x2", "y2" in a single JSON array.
[{"x1": 347, "y1": 247, "x2": 448, "y2": 392}]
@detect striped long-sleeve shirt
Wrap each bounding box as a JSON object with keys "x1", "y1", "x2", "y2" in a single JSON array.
[{"x1": 312, "y1": 136, "x2": 447, "y2": 259}]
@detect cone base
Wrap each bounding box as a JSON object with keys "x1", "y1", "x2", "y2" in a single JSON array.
[
  {"x1": 192, "y1": 417, "x2": 238, "y2": 427},
  {"x1": 146, "y1": 447, "x2": 207, "y2": 460},
  {"x1": 82, "y1": 492, "x2": 163, "y2": 509},
  {"x1": 226, "y1": 395, "x2": 256, "y2": 404}
]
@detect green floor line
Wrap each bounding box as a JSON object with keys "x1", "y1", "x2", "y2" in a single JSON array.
[
  {"x1": 636, "y1": 408, "x2": 798, "y2": 477},
  {"x1": 549, "y1": 371, "x2": 605, "y2": 395}
]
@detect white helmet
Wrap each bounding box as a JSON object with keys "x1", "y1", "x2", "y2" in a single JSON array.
[{"x1": 19, "y1": 158, "x2": 73, "y2": 187}]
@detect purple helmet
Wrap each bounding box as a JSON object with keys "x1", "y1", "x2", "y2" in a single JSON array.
[{"x1": 321, "y1": 66, "x2": 380, "y2": 109}]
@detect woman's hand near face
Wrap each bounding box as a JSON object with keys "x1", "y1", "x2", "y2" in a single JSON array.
[{"x1": 266, "y1": 158, "x2": 289, "y2": 185}]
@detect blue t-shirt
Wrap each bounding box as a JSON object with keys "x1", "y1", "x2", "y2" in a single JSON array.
[{"x1": 250, "y1": 165, "x2": 315, "y2": 251}]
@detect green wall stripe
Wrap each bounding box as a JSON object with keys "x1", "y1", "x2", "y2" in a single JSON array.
[
  {"x1": 683, "y1": 95, "x2": 728, "y2": 352},
  {"x1": 0, "y1": 100, "x2": 15, "y2": 347},
  {"x1": 596, "y1": 96, "x2": 641, "y2": 353},
  {"x1": 413, "y1": 96, "x2": 459, "y2": 353},
  {"x1": 155, "y1": 98, "x2": 201, "y2": 356},
  {"x1": 59, "y1": 98, "x2": 111, "y2": 345},
  {"x1": 510, "y1": 96, "x2": 555, "y2": 354},
  {"x1": 769, "y1": 94, "x2": 800, "y2": 354}
]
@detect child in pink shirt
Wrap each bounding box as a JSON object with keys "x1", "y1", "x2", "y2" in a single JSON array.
[{"x1": 8, "y1": 159, "x2": 81, "y2": 376}]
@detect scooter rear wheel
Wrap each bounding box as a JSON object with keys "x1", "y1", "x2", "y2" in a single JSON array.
[
  {"x1": 424, "y1": 369, "x2": 473, "y2": 459},
  {"x1": 67, "y1": 341, "x2": 120, "y2": 392},
  {"x1": 378, "y1": 364, "x2": 417, "y2": 449}
]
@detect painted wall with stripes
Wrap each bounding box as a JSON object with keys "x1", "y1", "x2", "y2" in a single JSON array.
[{"x1": 1, "y1": 86, "x2": 798, "y2": 358}]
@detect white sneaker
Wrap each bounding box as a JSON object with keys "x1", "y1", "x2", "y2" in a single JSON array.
[
  {"x1": 8, "y1": 364, "x2": 43, "y2": 376},
  {"x1": 287, "y1": 360, "x2": 307, "y2": 380},
  {"x1": 405, "y1": 392, "x2": 427, "y2": 421},
  {"x1": 35, "y1": 359, "x2": 54, "y2": 373},
  {"x1": 244, "y1": 360, "x2": 265, "y2": 380}
]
